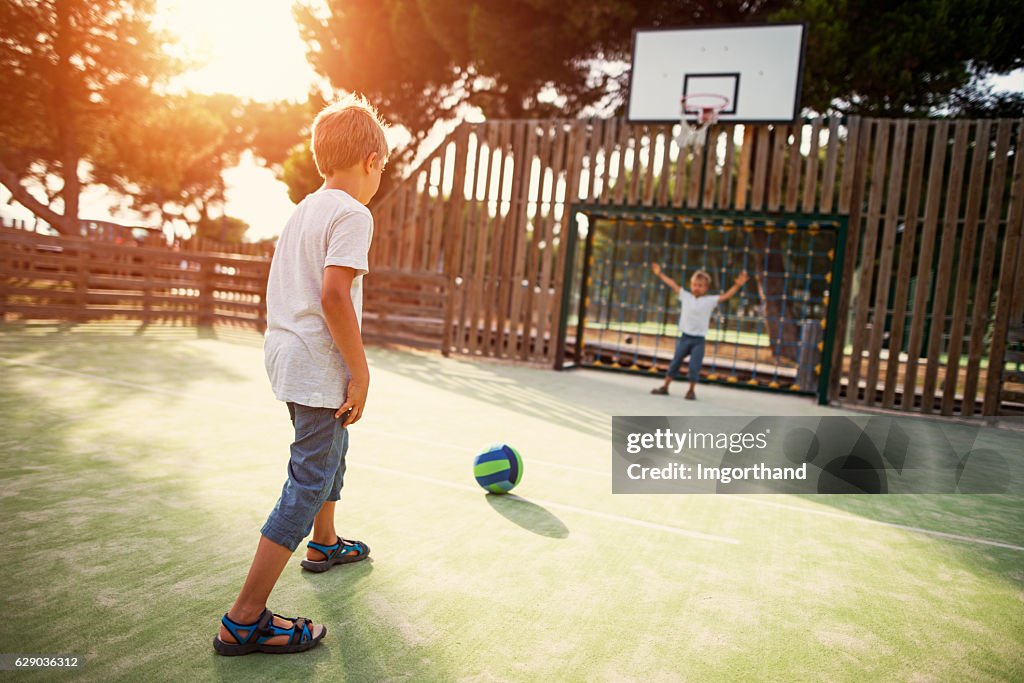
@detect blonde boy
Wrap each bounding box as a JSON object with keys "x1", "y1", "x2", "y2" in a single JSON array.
[
  {"x1": 214, "y1": 94, "x2": 388, "y2": 656},
  {"x1": 650, "y1": 264, "x2": 749, "y2": 400}
]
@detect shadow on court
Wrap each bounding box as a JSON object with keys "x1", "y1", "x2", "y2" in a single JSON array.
[
  {"x1": 0, "y1": 320, "x2": 252, "y2": 390},
  {"x1": 245, "y1": 559, "x2": 452, "y2": 683},
  {"x1": 486, "y1": 494, "x2": 570, "y2": 539},
  {"x1": 773, "y1": 415, "x2": 1024, "y2": 549},
  {"x1": 214, "y1": 559, "x2": 454, "y2": 683}
]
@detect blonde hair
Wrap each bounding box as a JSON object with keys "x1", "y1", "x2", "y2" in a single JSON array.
[
  {"x1": 311, "y1": 93, "x2": 390, "y2": 178},
  {"x1": 691, "y1": 270, "x2": 712, "y2": 287}
]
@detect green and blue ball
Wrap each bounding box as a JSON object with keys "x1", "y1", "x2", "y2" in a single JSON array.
[{"x1": 473, "y1": 444, "x2": 523, "y2": 494}]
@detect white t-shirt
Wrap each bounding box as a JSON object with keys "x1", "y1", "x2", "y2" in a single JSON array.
[
  {"x1": 677, "y1": 289, "x2": 719, "y2": 336},
  {"x1": 264, "y1": 189, "x2": 373, "y2": 408}
]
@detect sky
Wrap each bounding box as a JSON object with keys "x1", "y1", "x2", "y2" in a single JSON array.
[
  {"x1": 157, "y1": 0, "x2": 320, "y2": 103},
  {"x1": 990, "y1": 71, "x2": 1024, "y2": 94},
  {"x1": 1, "y1": 4, "x2": 1022, "y2": 241}
]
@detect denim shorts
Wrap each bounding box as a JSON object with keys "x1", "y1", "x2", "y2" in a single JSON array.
[
  {"x1": 261, "y1": 402, "x2": 348, "y2": 551},
  {"x1": 666, "y1": 333, "x2": 706, "y2": 381}
]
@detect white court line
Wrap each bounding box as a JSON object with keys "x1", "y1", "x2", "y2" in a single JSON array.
[
  {"x1": 5, "y1": 356, "x2": 1022, "y2": 552},
  {"x1": 356, "y1": 462, "x2": 739, "y2": 545},
  {"x1": 730, "y1": 497, "x2": 1024, "y2": 552}
]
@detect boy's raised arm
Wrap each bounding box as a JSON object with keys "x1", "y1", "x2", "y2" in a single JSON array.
[
  {"x1": 719, "y1": 271, "x2": 750, "y2": 302},
  {"x1": 651, "y1": 263, "x2": 681, "y2": 294},
  {"x1": 322, "y1": 265, "x2": 369, "y2": 426}
]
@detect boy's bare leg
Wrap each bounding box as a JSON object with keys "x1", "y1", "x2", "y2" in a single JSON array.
[
  {"x1": 307, "y1": 501, "x2": 337, "y2": 560},
  {"x1": 219, "y1": 535, "x2": 316, "y2": 646},
  {"x1": 306, "y1": 501, "x2": 360, "y2": 561}
]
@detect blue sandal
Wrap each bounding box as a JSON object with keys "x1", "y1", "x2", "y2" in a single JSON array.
[
  {"x1": 301, "y1": 536, "x2": 371, "y2": 572},
  {"x1": 213, "y1": 609, "x2": 325, "y2": 656}
]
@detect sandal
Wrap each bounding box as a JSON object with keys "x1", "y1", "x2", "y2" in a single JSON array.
[
  {"x1": 213, "y1": 609, "x2": 325, "y2": 656},
  {"x1": 651, "y1": 386, "x2": 669, "y2": 395},
  {"x1": 301, "y1": 536, "x2": 371, "y2": 573}
]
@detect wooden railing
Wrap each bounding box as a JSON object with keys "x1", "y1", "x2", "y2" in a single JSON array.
[
  {"x1": 362, "y1": 269, "x2": 451, "y2": 351},
  {"x1": 0, "y1": 227, "x2": 269, "y2": 329}
]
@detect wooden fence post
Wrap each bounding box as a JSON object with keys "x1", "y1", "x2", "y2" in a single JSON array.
[
  {"x1": 982, "y1": 120, "x2": 1024, "y2": 416},
  {"x1": 258, "y1": 261, "x2": 269, "y2": 333},
  {"x1": 198, "y1": 258, "x2": 214, "y2": 327},
  {"x1": 828, "y1": 115, "x2": 867, "y2": 404},
  {"x1": 441, "y1": 125, "x2": 470, "y2": 354},
  {"x1": 76, "y1": 239, "x2": 89, "y2": 317}
]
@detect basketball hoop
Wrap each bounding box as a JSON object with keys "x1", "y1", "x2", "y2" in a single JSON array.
[{"x1": 676, "y1": 93, "x2": 729, "y2": 151}]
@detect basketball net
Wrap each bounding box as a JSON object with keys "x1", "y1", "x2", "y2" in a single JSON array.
[{"x1": 675, "y1": 94, "x2": 728, "y2": 151}]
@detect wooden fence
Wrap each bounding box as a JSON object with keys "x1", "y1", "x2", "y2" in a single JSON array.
[
  {"x1": 362, "y1": 269, "x2": 451, "y2": 350},
  {"x1": 837, "y1": 119, "x2": 1024, "y2": 416},
  {"x1": 370, "y1": 116, "x2": 1024, "y2": 417},
  {"x1": 0, "y1": 227, "x2": 270, "y2": 329},
  {"x1": 0, "y1": 224, "x2": 449, "y2": 349}
]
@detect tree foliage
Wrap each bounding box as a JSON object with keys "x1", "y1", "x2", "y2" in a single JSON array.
[
  {"x1": 774, "y1": 0, "x2": 1024, "y2": 116},
  {"x1": 0, "y1": 1, "x2": 297, "y2": 238},
  {"x1": 946, "y1": 83, "x2": 1024, "y2": 118},
  {"x1": 90, "y1": 92, "x2": 254, "y2": 236},
  {"x1": 281, "y1": 144, "x2": 322, "y2": 205},
  {"x1": 5, "y1": 0, "x2": 1019, "y2": 239},
  {"x1": 295, "y1": 0, "x2": 1024, "y2": 144},
  {"x1": 294, "y1": 0, "x2": 782, "y2": 145},
  {"x1": 195, "y1": 214, "x2": 249, "y2": 243},
  {"x1": 0, "y1": 0, "x2": 176, "y2": 233}
]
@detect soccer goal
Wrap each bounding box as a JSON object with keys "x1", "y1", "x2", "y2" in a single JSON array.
[{"x1": 556, "y1": 206, "x2": 846, "y2": 404}]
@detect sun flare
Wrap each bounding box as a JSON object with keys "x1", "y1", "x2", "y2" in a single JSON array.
[{"x1": 156, "y1": 0, "x2": 322, "y2": 102}]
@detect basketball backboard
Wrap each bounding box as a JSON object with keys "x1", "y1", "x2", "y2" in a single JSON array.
[{"x1": 627, "y1": 23, "x2": 807, "y2": 124}]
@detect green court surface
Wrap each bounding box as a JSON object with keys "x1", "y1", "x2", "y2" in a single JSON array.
[{"x1": 1, "y1": 321, "x2": 1022, "y2": 682}]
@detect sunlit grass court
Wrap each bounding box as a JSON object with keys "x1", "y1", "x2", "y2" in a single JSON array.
[{"x1": 1, "y1": 321, "x2": 1022, "y2": 681}]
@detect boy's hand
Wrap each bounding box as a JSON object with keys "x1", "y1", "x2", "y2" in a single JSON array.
[
  {"x1": 735, "y1": 271, "x2": 750, "y2": 286},
  {"x1": 336, "y1": 376, "x2": 368, "y2": 427},
  {"x1": 651, "y1": 263, "x2": 662, "y2": 275}
]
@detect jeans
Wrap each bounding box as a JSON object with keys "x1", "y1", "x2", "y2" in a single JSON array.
[
  {"x1": 261, "y1": 402, "x2": 348, "y2": 551},
  {"x1": 666, "y1": 333, "x2": 706, "y2": 382}
]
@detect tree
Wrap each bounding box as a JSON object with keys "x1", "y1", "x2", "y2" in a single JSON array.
[
  {"x1": 773, "y1": 0, "x2": 1024, "y2": 115},
  {"x1": 195, "y1": 214, "x2": 249, "y2": 243},
  {"x1": 294, "y1": 0, "x2": 782, "y2": 147},
  {"x1": 89, "y1": 92, "x2": 255, "y2": 238},
  {"x1": 0, "y1": 0, "x2": 177, "y2": 234},
  {"x1": 946, "y1": 81, "x2": 1024, "y2": 119},
  {"x1": 294, "y1": 0, "x2": 1024, "y2": 141},
  {"x1": 281, "y1": 144, "x2": 322, "y2": 205}
]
